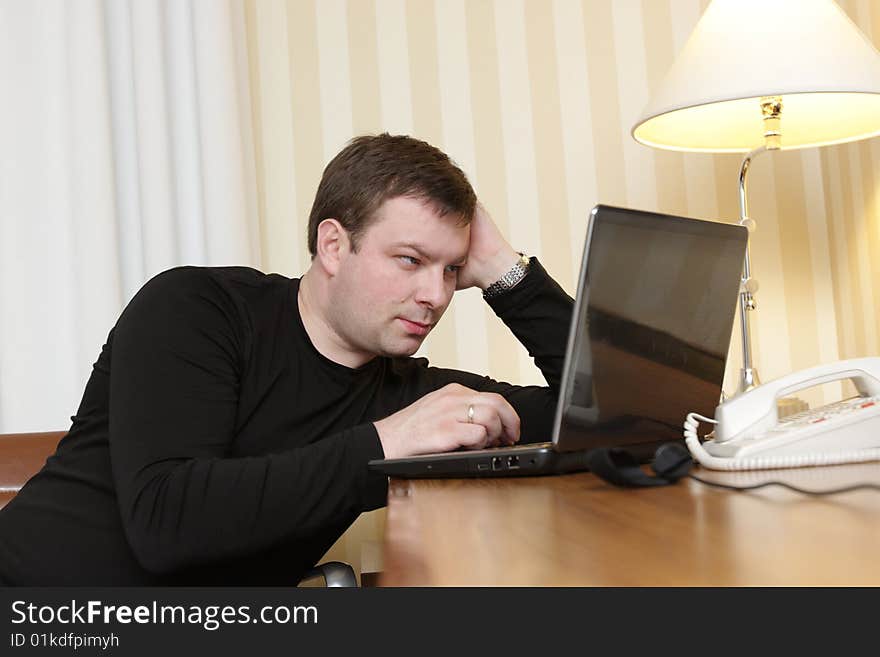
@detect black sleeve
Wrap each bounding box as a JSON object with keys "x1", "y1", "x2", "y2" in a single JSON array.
[
  {"x1": 108, "y1": 268, "x2": 387, "y2": 575},
  {"x1": 418, "y1": 258, "x2": 574, "y2": 443}
]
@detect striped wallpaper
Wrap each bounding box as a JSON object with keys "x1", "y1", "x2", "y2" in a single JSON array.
[{"x1": 241, "y1": 0, "x2": 880, "y2": 574}]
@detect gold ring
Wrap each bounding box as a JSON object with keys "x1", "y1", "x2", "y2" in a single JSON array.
[{"x1": 467, "y1": 404, "x2": 475, "y2": 423}]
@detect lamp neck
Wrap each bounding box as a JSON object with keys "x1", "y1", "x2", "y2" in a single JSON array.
[
  {"x1": 760, "y1": 96, "x2": 783, "y2": 150},
  {"x1": 738, "y1": 145, "x2": 767, "y2": 224}
]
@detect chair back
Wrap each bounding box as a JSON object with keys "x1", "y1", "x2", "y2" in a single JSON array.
[{"x1": 0, "y1": 431, "x2": 64, "y2": 510}]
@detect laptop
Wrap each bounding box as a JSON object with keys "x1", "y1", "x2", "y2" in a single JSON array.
[{"x1": 368, "y1": 204, "x2": 749, "y2": 478}]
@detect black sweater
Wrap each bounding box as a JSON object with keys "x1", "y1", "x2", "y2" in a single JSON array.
[{"x1": 0, "y1": 260, "x2": 572, "y2": 585}]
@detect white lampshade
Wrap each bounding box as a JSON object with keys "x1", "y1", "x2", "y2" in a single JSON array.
[{"x1": 632, "y1": 0, "x2": 880, "y2": 152}]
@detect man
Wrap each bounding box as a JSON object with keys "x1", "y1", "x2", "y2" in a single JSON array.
[{"x1": 0, "y1": 134, "x2": 572, "y2": 585}]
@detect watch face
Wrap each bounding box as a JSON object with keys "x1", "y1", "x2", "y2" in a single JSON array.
[{"x1": 484, "y1": 256, "x2": 529, "y2": 298}]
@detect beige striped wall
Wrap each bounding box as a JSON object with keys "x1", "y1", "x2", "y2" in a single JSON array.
[{"x1": 241, "y1": 0, "x2": 880, "y2": 577}]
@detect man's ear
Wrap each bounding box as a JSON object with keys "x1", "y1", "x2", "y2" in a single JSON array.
[{"x1": 314, "y1": 219, "x2": 351, "y2": 276}]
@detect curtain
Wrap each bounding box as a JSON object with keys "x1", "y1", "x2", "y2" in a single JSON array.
[{"x1": 0, "y1": 0, "x2": 260, "y2": 433}]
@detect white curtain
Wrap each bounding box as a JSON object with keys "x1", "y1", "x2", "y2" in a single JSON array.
[{"x1": 0, "y1": 0, "x2": 260, "y2": 433}]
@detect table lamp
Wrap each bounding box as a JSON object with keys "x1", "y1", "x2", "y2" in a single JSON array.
[{"x1": 632, "y1": 0, "x2": 880, "y2": 395}]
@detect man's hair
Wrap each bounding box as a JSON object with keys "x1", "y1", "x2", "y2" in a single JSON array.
[{"x1": 307, "y1": 133, "x2": 476, "y2": 256}]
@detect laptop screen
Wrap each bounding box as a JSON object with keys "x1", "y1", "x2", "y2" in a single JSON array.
[{"x1": 554, "y1": 205, "x2": 748, "y2": 455}]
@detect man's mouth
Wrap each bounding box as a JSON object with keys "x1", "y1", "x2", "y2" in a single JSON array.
[{"x1": 398, "y1": 318, "x2": 433, "y2": 336}]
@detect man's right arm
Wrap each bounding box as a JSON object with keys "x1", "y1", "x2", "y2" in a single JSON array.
[
  {"x1": 108, "y1": 269, "x2": 387, "y2": 575},
  {"x1": 373, "y1": 383, "x2": 521, "y2": 458}
]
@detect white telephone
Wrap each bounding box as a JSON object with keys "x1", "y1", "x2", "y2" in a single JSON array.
[{"x1": 684, "y1": 357, "x2": 880, "y2": 470}]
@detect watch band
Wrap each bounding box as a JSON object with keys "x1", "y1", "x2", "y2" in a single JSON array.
[{"x1": 483, "y1": 252, "x2": 530, "y2": 299}]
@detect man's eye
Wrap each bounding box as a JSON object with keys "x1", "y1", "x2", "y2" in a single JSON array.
[
  {"x1": 398, "y1": 256, "x2": 419, "y2": 266},
  {"x1": 445, "y1": 265, "x2": 461, "y2": 275}
]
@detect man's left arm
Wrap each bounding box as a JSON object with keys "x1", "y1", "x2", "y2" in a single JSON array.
[
  {"x1": 457, "y1": 203, "x2": 574, "y2": 392},
  {"x1": 417, "y1": 258, "x2": 572, "y2": 444},
  {"x1": 424, "y1": 204, "x2": 575, "y2": 442},
  {"x1": 482, "y1": 257, "x2": 573, "y2": 390}
]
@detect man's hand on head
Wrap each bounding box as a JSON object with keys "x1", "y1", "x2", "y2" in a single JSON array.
[
  {"x1": 455, "y1": 203, "x2": 521, "y2": 292},
  {"x1": 373, "y1": 383, "x2": 521, "y2": 459}
]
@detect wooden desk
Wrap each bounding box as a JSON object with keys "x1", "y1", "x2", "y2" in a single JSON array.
[{"x1": 378, "y1": 462, "x2": 880, "y2": 586}]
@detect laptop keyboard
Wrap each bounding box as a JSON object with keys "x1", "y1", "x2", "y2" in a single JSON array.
[{"x1": 447, "y1": 441, "x2": 553, "y2": 456}]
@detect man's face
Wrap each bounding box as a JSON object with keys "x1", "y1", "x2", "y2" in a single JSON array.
[{"x1": 327, "y1": 195, "x2": 470, "y2": 362}]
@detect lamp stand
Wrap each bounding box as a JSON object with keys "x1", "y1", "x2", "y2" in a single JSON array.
[
  {"x1": 735, "y1": 145, "x2": 764, "y2": 393},
  {"x1": 733, "y1": 97, "x2": 783, "y2": 395},
  {"x1": 732, "y1": 99, "x2": 811, "y2": 419}
]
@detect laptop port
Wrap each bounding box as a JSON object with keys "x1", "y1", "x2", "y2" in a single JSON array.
[
  {"x1": 507, "y1": 455, "x2": 520, "y2": 469},
  {"x1": 492, "y1": 456, "x2": 503, "y2": 471},
  {"x1": 477, "y1": 462, "x2": 489, "y2": 471}
]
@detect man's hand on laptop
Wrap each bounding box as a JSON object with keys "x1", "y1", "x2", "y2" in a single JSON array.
[
  {"x1": 374, "y1": 383, "x2": 521, "y2": 459},
  {"x1": 456, "y1": 202, "x2": 521, "y2": 292}
]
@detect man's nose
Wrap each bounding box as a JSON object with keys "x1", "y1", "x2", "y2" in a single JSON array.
[{"x1": 415, "y1": 267, "x2": 450, "y2": 308}]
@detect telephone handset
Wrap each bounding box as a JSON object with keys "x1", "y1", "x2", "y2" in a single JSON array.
[{"x1": 684, "y1": 357, "x2": 880, "y2": 470}]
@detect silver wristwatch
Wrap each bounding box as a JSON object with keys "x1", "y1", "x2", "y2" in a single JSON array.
[{"x1": 483, "y1": 252, "x2": 530, "y2": 299}]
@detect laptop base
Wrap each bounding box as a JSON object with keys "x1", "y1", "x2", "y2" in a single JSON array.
[
  {"x1": 368, "y1": 439, "x2": 673, "y2": 479},
  {"x1": 369, "y1": 443, "x2": 594, "y2": 479}
]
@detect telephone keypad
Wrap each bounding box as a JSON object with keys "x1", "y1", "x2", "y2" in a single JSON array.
[{"x1": 774, "y1": 395, "x2": 880, "y2": 435}]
